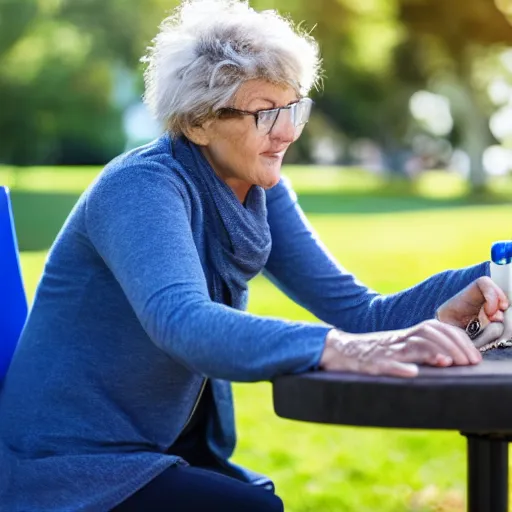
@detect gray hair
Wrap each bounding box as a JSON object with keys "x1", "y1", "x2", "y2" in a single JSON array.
[{"x1": 141, "y1": 0, "x2": 321, "y2": 135}]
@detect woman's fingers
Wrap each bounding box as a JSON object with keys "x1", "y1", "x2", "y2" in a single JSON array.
[
  {"x1": 488, "y1": 310, "x2": 505, "y2": 322},
  {"x1": 321, "y1": 320, "x2": 490, "y2": 378},
  {"x1": 421, "y1": 324, "x2": 472, "y2": 365},
  {"x1": 388, "y1": 322, "x2": 482, "y2": 367},
  {"x1": 391, "y1": 337, "x2": 456, "y2": 366},
  {"x1": 436, "y1": 277, "x2": 509, "y2": 328},
  {"x1": 477, "y1": 276, "x2": 509, "y2": 315},
  {"x1": 471, "y1": 322, "x2": 505, "y2": 350},
  {"x1": 357, "y1": 357, "x2": 419, "y2": 378},
  {"x1": 391, "y1": 322, "x2": 477, "y2": 366},
  {"x1": 373, "y1": 359, "x2": 419, "y2": 378},
  {"x1": 429, "y1": 322, "x2": 482, "y2": 364}
]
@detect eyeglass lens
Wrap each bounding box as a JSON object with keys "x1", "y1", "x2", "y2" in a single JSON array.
[{"x1": 257, "y1": 98, "x2": 313, "y2": 139}]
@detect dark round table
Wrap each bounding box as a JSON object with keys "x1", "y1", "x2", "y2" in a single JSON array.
[{"x1": 273, "y1": 349, "x2": 512, "y2": 512}]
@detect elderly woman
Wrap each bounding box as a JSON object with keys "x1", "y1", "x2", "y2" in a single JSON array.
[{"x1": 0, "y1": 0, "x2": 508, "y2": 511}]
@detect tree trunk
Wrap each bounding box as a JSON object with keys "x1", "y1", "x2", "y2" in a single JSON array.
[{"x1": 435, "y1": 52, "x2": 493, "y2": 193}]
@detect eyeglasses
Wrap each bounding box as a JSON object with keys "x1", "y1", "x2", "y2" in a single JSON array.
[{"x1": 215, "y1": 97, "x2": 313, "y2": 140}]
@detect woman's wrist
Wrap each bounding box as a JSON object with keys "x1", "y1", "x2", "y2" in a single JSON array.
[
  {"x1": 320, "y1": 328, "x2": 404, "y2": 373},
  {"x1": 319, "y1": 329, "x2": 338, "y2": 369},
  {"x1": 319, "y1": 328, "x2": 355, "y2": 370}
]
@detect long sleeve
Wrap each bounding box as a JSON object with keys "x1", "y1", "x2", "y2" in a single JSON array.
[
  {"x1": 264, "y1": 177, "x2": 490, "y2": 333},
  {"x1": 84, "y1": 165, "x2": 330, "y2": 382}
]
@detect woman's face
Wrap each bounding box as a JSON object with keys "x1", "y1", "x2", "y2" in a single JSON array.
[{"x1": 194, "y1": 79, "x2": 300, "y2": 201}]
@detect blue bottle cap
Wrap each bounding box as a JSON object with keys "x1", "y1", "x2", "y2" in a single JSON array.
[{"x1": 491, "y1": 241, "x2": 512, "y2": 265}]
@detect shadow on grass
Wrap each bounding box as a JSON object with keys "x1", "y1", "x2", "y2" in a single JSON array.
[{"x1": 296, "y1": 191, "x2": 512, "y2": 215}]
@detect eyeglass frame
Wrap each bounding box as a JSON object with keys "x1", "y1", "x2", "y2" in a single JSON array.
[{"x1": 214, "y1": 97, "x2": 314, "y2": 136}]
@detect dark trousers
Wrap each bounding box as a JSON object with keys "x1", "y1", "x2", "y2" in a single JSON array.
[{"x1": 111, "y1": 465, "x2": 284, "y2": 512}]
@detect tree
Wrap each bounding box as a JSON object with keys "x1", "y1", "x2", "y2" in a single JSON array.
[
  {"x1": 0, "y1": 0, "x2": 38, "y2": 58},
  {"x1": 398, "y1": 0, "x2": 512, "y2": 189},
  {"x1": 0, "y1": 0, "x2": 177, "y2": 165}
]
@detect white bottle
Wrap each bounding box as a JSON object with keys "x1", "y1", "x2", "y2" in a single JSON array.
[{"x1": 490, "y1": 241, "x2": 512, "y2": 343}]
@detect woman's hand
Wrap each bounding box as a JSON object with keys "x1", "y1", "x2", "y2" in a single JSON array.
[
  {"x1": 320, "y1": 320, "x2": 482, "y2": 378},
  {"x1": 436, "y1": 276, "x2": 509, "y2": 329}
]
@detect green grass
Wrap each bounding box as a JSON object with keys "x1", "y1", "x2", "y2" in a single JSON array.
[
  {"x1": 16, "y1": 167, "x2": 512, "y2": 512},
  {"x1": 0, "y1": 166, "x2": 102, "y2": 192},
  {"x1": 3, "y1": 164, "x2": 512, "y2": 199}
]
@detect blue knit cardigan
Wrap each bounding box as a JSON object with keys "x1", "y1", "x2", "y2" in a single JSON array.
[{"x1": 0, "y1": 133, "x2": 488, "y2": 511}]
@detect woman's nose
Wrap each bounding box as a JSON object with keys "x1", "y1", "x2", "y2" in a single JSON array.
[{"x1": 269, "y1": 110, "x2": 296, "y2": 143}]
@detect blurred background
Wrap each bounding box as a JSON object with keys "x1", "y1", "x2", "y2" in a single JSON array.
[
  {"x1": 2, "y1": 0, "x2": 512, "y2": 511},
  {"x1": 1, "y1": 0, "x2": 512, "y2": 180}
]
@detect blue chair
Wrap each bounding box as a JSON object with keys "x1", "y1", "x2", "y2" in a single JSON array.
[{"x1": 0, "y1": 186, "x2": 28, "y2": 382}]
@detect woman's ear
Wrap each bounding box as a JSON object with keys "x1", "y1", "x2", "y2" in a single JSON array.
[{"x1": 183, "y1": 120, "x2": 213, "y2": 146}]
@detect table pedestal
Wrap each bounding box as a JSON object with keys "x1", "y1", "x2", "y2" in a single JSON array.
[{"x1": 464, "y1": 434, "x2": 509, "y2": 512}]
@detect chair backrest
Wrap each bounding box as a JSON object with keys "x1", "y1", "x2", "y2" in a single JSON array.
[{"x1": 0, "y1": 186, "x2": 28, "y2": 381}]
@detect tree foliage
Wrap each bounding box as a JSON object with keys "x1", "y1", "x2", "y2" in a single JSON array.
[
  {"x1": 397, "y1": 0, "x2": 512, "y2": 187},
  {"x1": 0, "y1": 0, "x2": 38, "y2": 59},
  {"x1": 0, "y1": 0, "x2": 177, "y2": 165},
  {"x1": 0, "y1": 0, "x2": 510, "y2": 174}
]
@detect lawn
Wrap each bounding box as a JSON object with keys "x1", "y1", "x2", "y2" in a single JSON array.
[{"x1": 16, "y1": 166, "x2": 512, "y2": 512}]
